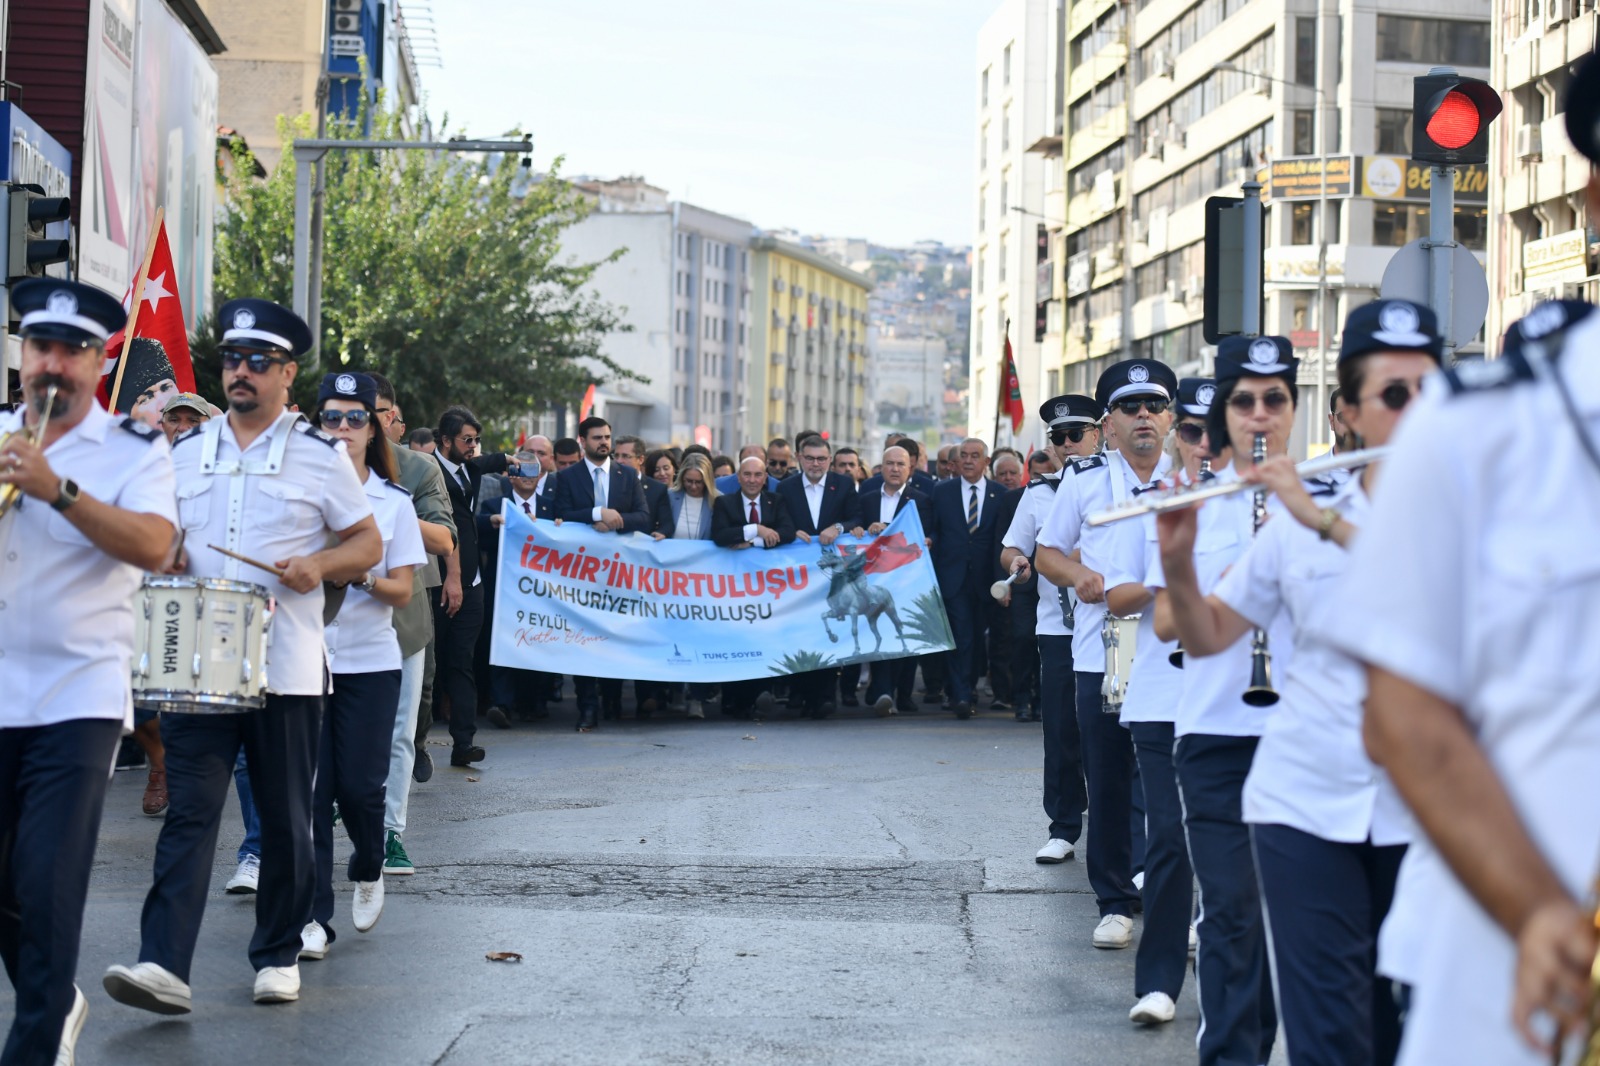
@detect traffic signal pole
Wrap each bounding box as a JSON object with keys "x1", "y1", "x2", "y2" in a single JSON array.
[{"x1": 1427, "y1": 68, "x2": 1459, "y2": 363}]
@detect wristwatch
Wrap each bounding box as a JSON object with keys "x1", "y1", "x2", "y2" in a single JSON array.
[
  {"x1": 358, "y1": 571, "x2": 378, "y2": 593},
  {"x1": 1316, "y1": 507, "x2": 1340, "y2": 541},
  {"x1": 50, "y1": 477, "x2": 80, "y2": 512}
]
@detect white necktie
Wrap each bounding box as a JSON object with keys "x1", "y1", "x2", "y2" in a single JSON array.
[{"x1": 594, "y1": 467, "x2": 607, "y2": 508}]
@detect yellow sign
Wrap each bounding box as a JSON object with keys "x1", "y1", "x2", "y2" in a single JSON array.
[{"x1": 1523, "y1": 229, "x2": 1591, "y2": 288}]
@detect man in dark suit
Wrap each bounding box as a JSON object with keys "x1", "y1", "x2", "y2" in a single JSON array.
[
  {"x1": 992, "y1": 450, "x2": 1056, "y2": 722},
  {"x1": 712, "y1": 457, "x2": 797, "y2": 718},
  {"x1": 775, "y1": 436, "x2": 860, "y2": 718},
  {"x1": 431, "y1": 405, "x2": 510, "y2": 767},
  {"x1": 925, "y1": 437, "x2": 1005, "y2": 719},
  {"x1": 858, "y1": 434, "x2": 938, "y2": 498},
  {"x1": 479, "y1": 448, "x2": 556, "y2": 727},
  {"x1": 850, "y1": 444, "x2": 930, "y2": 715},
  {"x1": 612, "y1": 435, "x2": 673, "y2": 716},
  {"x1": 552, "y1": 416, "x2": 652, "y2": 731}
]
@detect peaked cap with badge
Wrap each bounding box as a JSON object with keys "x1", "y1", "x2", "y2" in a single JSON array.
[
  {"x1": 316, "y1": 371, "x2": 378, "y2": 410},
  {"x1": 218, "y1": 298, "x2": 313, "y2": 358},
  {"x1": 1040, "y1": 393, "x2": 1101, "y2": 428},
  {"x1": 1095, "y1": 358, "x2": 1179, "y2": 411},
  {"x1": 1340, "y1": 300, "x2": 1443, "y2": 364},
  {"x1": 12, "y1": 278, "x2": 127, "y2": 348},
  {"x1": 1177, "y1": 377, "x2": 1217, "y2": 417},
  {"x1": 1214, "y1": 335, "x2": 1299, "y2": 385}
]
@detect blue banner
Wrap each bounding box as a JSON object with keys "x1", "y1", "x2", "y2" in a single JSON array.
[{"x1": 489, "y1": 502, "x2": 954, "y2": 682}]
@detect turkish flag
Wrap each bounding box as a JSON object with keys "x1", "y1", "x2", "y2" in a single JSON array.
[
  {"x1": 99, "y1": 218, "x2": 195, "y2": 418},
  {"x1": 861, "y1": 532, "x2": 922, "y2": 575}
]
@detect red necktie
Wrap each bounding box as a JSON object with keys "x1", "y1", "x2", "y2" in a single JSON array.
[{"x1": 749, "y1": 500, "x2": 759, "y2": 523}]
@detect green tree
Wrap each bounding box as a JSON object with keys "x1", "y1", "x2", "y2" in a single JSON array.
[{"x1": 197, "y1": 98, "x2": 631, "y2": 434}]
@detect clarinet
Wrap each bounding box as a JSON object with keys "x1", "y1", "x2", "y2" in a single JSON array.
[
  {"x1": 1241, "y1": 433, "x2": 1279, "y2": 707},
  {"x1": 1168, "y1": 457, "x2": 1211, "y2": 669}
]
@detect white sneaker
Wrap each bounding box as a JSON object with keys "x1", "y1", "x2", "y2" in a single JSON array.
[
  {"x1": 102, "y1": 961, "x2": 191, "y2": 1015},
  {"x1": 872, "y1": 695, "x2": 895, "y2": 717},
  {"x1": 686, "y1": 700, "x2": 704, "y2": 719},
  {"x1": 253, "y1": 965, "x2": 299, "y2": 1004},
  {"x1": 1093, "y1": 914, "x2": 1134, "y2": 949},
  {"x1": 299, "y1": 921, "x2": 329, "y2": 960},
  {"x1": 1034, "y1": 838, "x2": 1075, "y2": 864},
  {"x1": 1189, "y1": 923, "x2": 1198, "y2": 954},
  {"x1": 1129, "y1": 991, "x2": 1176, "y2": 1024},
  {"x1": 1132, "y1": 870, "x2": 1146, "y2": 892},
  {"x1": 352, "y1": 877, "x2": 384, "y2": 932},
  {"x1": 225, "y1": 854, "x2": 260, "y2": 894},
  {"x1": 55, "y1": 984, "x2": 87, "y2": 1066}
]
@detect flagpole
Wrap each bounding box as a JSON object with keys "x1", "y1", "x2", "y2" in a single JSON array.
[
  {"x1": 107, "y1": 206, "x2": 165, "y2": 414},
  {"x1": 993, "y1": 318, "x2": 1008, "y2": 449}
]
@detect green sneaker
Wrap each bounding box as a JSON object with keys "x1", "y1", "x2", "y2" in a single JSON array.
[{"x1": 382, "y1": 830, "x2": 414, "y2": 876}]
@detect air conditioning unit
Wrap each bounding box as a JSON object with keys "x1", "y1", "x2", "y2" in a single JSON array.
[
  {"x1": 1165, "y1": 122, "x2": 1186, "y2": 150},
  {"x1": 332, "y1": 0, "x2": 360, "y2": 9},
  {"x1": 1516, "y1": 124, "x2": 1542, "y2": 162},
  {"x1": 1130, "y1": 217, "x2": 1148, "y2": 244},
  {"x1": 1248, "y1": 74, "x2": 1270, "y2": 97},
  {"x1": 1547, "y1": 0, "x2": 1568, "y2": 26},
  {"x1": 1185, "y1": 273, "x2": 1204, "y2": 303},
  {"x1": 1143, "y1": 131, "x2": 1163, "y2": 159},
  {"x1": 1156, "y1": 50, "x2": 1176, "y2": 79},
  {"x1": 333, "y1": 12, "x2": 360, "y2": 32},
  {"x1": 1164, "y1": 279, "x2": 1179, "y2": 302}
]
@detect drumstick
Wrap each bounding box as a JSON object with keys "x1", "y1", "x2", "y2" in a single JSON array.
[
  {"x1": 207, "y1": 543, "x2": 286, "y2": 579},
  {"x1": 990, "y1": 571, "x2": 1022, "y2": 601}
]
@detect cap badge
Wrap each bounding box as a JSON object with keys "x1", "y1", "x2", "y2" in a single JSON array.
[
  {"x1": 1248, "y1": 338, "x2": 1279, "y2": 366},
  {"x1": 233, "y1": 308, "x2": 257, "y2": 331},
  {"x1": 46, "y1": 291, "x2": 78, "y2": 316},
  {"x1": 1053, "y1": 402, "x2": 1068, "y2": 417},
  {"x1": 1379, "y1": 302, "x2": 1420, "y2": 335},
  {"x1": 1127, "y1": 364, "x2": 1150, "y2": 384},
  {"x1": 1520, "y1": 303, "x2": 1566, "y2": 340},
  {"x1": 1196, "y1": 384, "x2": 1216, "y2": 406},
  {"x1": 335, "y1": 373, "x2": 357, "y2": 395}
]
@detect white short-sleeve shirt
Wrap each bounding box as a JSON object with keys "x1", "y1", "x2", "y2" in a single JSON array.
[
  {"x1": 171, "y1": 412, "x2": 373, "y2": 696},
  {"x1": 1104, "y1": 514, "x2": 1181, "y2": 724},
  {"x1": 1215, "y1": 477, "x2": 1410, "y2": 845},
  {"x1": 0, "y1": 403, "x2": 177, "y2": 729},
  {"x1": 1323, "y1": 311, "x2": 1600, "y2": 1066},
  {"x1": 1001, "y1": 476, "x2": 1072, "y2": 639},
  {"x1": 325, "y1": 472, "x2": 427, "y2": 675}
]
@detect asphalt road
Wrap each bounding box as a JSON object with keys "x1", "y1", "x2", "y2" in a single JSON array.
[{"x1": 23, "y1": 693, "x2": 1246, "y2": 1066}]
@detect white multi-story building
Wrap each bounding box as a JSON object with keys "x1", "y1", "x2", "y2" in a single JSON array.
[
  {"x1": 1485, "y1": 2, "x2": 1597, "y2": 345},
  {"x1": 558, "y1": 177, "x2": 753, "y2": 451}
]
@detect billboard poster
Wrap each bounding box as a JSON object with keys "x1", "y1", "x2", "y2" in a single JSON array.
[{"x1": 80, "y1": 0, "x2": 137, "y2": 295}]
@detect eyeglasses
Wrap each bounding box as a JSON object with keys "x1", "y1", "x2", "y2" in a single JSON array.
[
  {"x1": 1175, "y1": 422, "x2": 1207, "y2": 445},
  {"x1": 220, "y1": 348, "x2": 290, "y2": 374},
  {"x1": 1366, "y1": 382, "x2": 1416, "y2": 412},
  {"x1": 319, "y1": 409, "x2": 372, "y2": 429},
  {"x1": 1226, "y1": 390, "x2": 1292, "y2": 413},
  {"x1": 1113, "y1": 399, "x2": 1169, "y2": 417},
  {"x1": 1050, "y1": 425, "x2": 1095, "y2": 445}
]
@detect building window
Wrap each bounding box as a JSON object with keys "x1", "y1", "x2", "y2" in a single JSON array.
[
  {"x1": 978, "y1": 186, "x2": 987, "y2": 233},
  {"x1": 1375, "y1": 17, "x2": 1491, "y2": 66},
  {"x1": 999, "y1": 235, "x2": 1008, "y2": 282},
  {"x1": 980, "y1": 122, "x2": 989, "y2": 170},
  {"x1": 1291, "y1": 202, "x2": 1314, "y2": 245},
  {"x1": 1294, "y1": 17, "x2": 1317, "y2": 86},
  {"x1": 982, "y1": 67, "x2": 990, "y2": 107},
  {"x1": 1292, "y1": 110, "x2": 1315, "y2": 155},
  {"x1": 1375, "y1": 108, "x2": 1413, "y2": 153},
  {"x1": 1371, "y1": 205, "x2": 1488, "y2": 249},
  {"x1": 1002, "y1": 103, "x2": 1011, "y2": 151},
  {"x1": 977, "y1": 251, "x2": 986, "y2": 294},
  {"x1": 1000, "y1": 172, "x2": 1010, "y2": 213},
  {"x1": 1003, "y1": 43, "x2": 1012, "y2": 85}
]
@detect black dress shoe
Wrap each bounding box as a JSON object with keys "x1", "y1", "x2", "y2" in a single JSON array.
[
  {"x1": 991, "y1": 699, "x2": 1014, "y2": 712},
  {"x1": 450, "y1": 745, "x2": 486, "y2": 767},
  {"x1": 840, "y1": 694, "x2": 859, "y2": 707},
  {"x1": 412, "y1": 749, "x2": 434, "y2": 783},
  {"x1": 576, "y1": 706, "x2": 598, "y2": 732},
  {"x1": 486, "y1": 706, "x2": 511, "y2": 729},
  {"x1": 898, "y1": 699, "x2": 921, "y2": 714},
  {"x1": 952, "y1": 701, "x2": 974, "y2": 720}
]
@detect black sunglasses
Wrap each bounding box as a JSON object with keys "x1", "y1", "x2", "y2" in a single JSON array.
[
  {"x1": 1226, "y1": 390, "x2": 1291, "y2": 413},
  {"x1": 220, "y1": 348, "x2": 291, "y2": 374},
  {"x1": 1050, "y1": 424, "x2": 1095, "y2": 445},
  {"x1": 319, "y1": 409, "x2": 372, "y2": 430},
  {"x1": 1175, "y1": 422, "x2": 1206, "y2": 445},
  {"x1": 1113, "y1": 399, "x2": 1169, "y2": 416},
  {"x1": 1369, "y1": 382, "x2": 1415, "y2": 412}
]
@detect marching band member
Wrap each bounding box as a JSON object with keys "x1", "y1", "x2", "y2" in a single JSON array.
[
  {"x1": 1151, "y1": 335, "x2": 1300, "y2": 1066},
  {"x1": 300, "y1": 372, "x2": 424, "y2": 961},
  {"x1": 1036, "y1": 361, "x2": 1174, "y2": 949},
  {"x1": 0, "y1": 280, "x2": 176, "y2": 1065},
  {"x1": 1159, "y1": 302, "x2": 1443, "y2": 1064},
  {"x1": 104, "y1": 299, "x2": 381, "y2": 1013},
  {"x1": 1000, "y1": 394, "x2": 1098, "y2": 865},
  {"x1": 1100, "y1": 376, "x2": 1219, "y2": 1025}
]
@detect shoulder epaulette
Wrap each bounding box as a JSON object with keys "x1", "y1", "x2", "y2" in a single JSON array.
[
  {"x1": 118, "y1": 417, "x2": 161, "y2": 443},
  {"x1": 1304, "y1": 475, "x2": 1342, "y2": 498},
  {"x1": 1067, "y1": 455, "x2": 1106, "y2": 474},
  {"x1": 1449, "y1": 299, "x2": 1599, "y2": 396},
  {"x1": 170, "y1": 426, "x2": 204, "y2": 448},
  {"x1": 1441, "y1": 351, "x2": 1533, "y2": 396},
  {"x1": 384, "y1": 478, "x2": 412, "y2": 497},
  {"x1": 294, "y1": 420, "x2": 340, "y2": 448}
]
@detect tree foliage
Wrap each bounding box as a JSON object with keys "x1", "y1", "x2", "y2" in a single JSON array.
[{"x1": 196, "y1": 96, "x2": 630, "y2": 434}]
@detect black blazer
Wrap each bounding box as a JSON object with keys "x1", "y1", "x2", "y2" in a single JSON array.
[
  {"x1": 640, "y1": 476, "x2": 674, "y2": 536},
  {"x1": 551, "y1": 459, "x2": 652, "y2": 534},
  {"x1": 926, "y1": 476, "x2": 1006, "y2": 596},
  {"x1": 990, "y1": 484, "x2": 1036, "y2": 590},
  {"x1": 435, "y1": 452, "x2": 508, "y2": 587},
  {"x1": 711, "y1": 490, "x2": 797, "y2": 548},
  {"x1": 774, "y1": 471, "x2": 860, "y2": 537}
]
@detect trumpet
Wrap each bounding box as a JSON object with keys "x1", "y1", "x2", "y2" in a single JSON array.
[
  {"x1": 1084, "y1": 446, "x2": 1388, "y2": 527},
  {"x1": 1242, "y1": 433, "x2": 1278, "y2": 708},
  {"x1": 0, "y1": 385, "x2": 59, "y2": 520}
]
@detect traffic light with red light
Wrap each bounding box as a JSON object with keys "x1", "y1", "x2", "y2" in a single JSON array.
[{"x1": 1411, "y1": 73, "x2": 1502, "y2": 166}]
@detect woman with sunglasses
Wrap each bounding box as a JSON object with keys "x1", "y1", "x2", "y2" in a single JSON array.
[
  {"x1": 1147, "y1": 335, "x2": 1303, "y2": 1066},
  {"x1": 300, "y1": 372, "x2": 425, "y2": 961},
  {"x1": 1155, "y1": 303, "x2": 1443, "y2": 1066}
]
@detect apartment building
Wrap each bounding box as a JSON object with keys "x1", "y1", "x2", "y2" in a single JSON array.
[{"x1": 1485, "y1": 1, "x2": 1598, "y2": 346}]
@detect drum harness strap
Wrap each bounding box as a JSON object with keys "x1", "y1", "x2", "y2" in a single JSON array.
[{"x1": 196, "y1": 412, "x2": 300, "y2": 583}]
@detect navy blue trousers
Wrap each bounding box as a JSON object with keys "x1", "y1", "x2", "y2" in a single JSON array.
[
  {"x1": 430, "y1": 583, "x2": 483, "y2": 752},
  {"x1": 1252, "y1": 823, "x2": 1406, "y2": 1066},
  {"x1": 142, "y1": 695, "x2": 322, "y2": 979},
  {"x1": 942, "y1": 585, "x2": 985, "y2": 705},
  {"x1": 1073, "y1": 671, "x2": 1138, "y2": 916},
  {"x1": 314, "y1": 670, "x2": 401, "y2": 931},
  {"x1": 1130, "y1": 721, "x2": 1193, "y2": 999},
  {"x1": 1174, "y1": 732, "x2": 1276, "y2": 1066},
  {"x1": 1038, "y1": 636, "x2": 1084, "y2": 842},
  {"x1": 0, "y1": 719, "x2": 120, "y2": 1066},
  {"x1": 866, "y1": 657, "x2": 915, "y2": 708}
]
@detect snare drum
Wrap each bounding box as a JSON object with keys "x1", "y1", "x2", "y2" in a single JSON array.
[
  {"x1": 132, "y1": 576, "x2": 273, "y2": 713},
  {"x1": 1100, "y1": 612, "x2": 1141, "y2": 713}
]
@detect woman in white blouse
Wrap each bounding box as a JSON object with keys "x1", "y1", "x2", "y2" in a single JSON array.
[{"x1": 667, "y1": 453, "x2": 717, "y2": 717}]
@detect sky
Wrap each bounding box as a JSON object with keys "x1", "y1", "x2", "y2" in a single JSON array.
[{"x1": 421, "y1": 0, "x2": 985, "y2": 249}]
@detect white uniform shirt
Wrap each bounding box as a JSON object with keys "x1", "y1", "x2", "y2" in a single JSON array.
[
  {"x1": 172, "y1": 412, "x2": 372, "y2": 696},
  {"x1": 1037, "y1": 449, "x2": 1172, "y2": 666},
  {"x1": 1215, "y1": 477, "x2": 1410, "y2": 844},
  {"x1": 0, "y1": 403, "x2": 177, "y2": 728},
  {"x1": 325, "y1": 472, "x2": 427, "y2": 675},
  {"x1": 1001, "y1": 477, "x2": 1072, "y2": 639},
  {"x1": 1324, "y1": 311, "x2": 1600, "y2": 1066},
  {"x1": 1104, "y1": 514, "x2": 1181, "y2": 723},
  {"x1": 1145, "y1": 467, "x2": 1295, "y2": 737}
]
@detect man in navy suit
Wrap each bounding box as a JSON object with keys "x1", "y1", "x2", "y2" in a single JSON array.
[
  {"x1": 712, "y1": 458, "x2": 797, "y2": 718},
  {"x1": 775, "y1": 436, "x2": 861, "y2": 717},
  {"x1": 552, "y1": 417, "x2": 652, "y2": 731},
  {"x1": 925, "y1": 437, "x2": 1004, "y2": 719}
]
